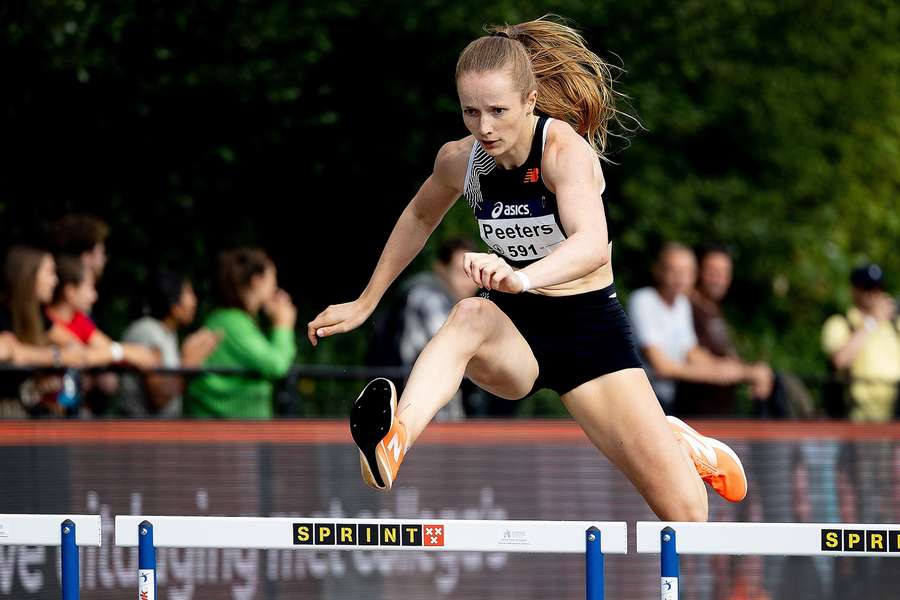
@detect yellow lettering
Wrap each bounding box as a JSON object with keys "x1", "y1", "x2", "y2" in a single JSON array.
[
  {"x1": 406, "y1": 527, "x2": 417, "y2": 543},
  {"x1": 869, "y1": 533, "x2": 884, "y2": 550},
  {"x1": 364, "y1": 527, "x2": 373, "y2": 543},
  {"x1": 825, "y1": 532, "x2": 839, "y2": 549},
  {"x1": 340, "y1": 527, "x2": 354, "y2": 543},
  {"x1": 383, "y1": 528, "x2": 397, "y2": 544},
  {"x1": 318, "y1": 526, "x2": 332, "y2": 542},
  {"x1": 848, "y1": 533, "x2": 861, "y2": 548},
  {"x1": 297, "y1": 526, "x2": 310, "y2": 543}
]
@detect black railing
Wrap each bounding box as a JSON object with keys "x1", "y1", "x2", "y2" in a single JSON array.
[{"x1": 0, "y1": 364, "x2": 896, "y2": 420}]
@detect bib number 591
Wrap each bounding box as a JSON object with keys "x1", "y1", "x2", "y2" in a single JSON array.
[{"x1": 506, "y1": 244, "x2": 537, "y2": 258}]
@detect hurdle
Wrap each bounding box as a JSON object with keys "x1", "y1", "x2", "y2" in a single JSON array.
[
  {"x1": 0, "y1": 514, "x2": 102, "y2": 600},
  {"x1": 637, "y1": 521, "x2": 900, "y2": 599},
  {"x1": 116, "y1": 515, "x2": 627, "y2": 599}
]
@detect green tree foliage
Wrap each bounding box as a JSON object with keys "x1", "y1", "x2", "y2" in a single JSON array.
[{"x1": 3, "y1": 1, "x2": 898, "y2": 413}]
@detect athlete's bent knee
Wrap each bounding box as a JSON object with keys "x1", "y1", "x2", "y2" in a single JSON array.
[{"x1": 445, "y1": 297, "x2": 495, "y2": 338}]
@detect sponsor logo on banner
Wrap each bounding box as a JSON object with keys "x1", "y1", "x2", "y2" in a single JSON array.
[
  {"x1": 0, "y1": 522, "x2": 7, "y2": 539},
  {"x1": 139, "y1": 569, "x2": 155, "y2": 600},
  {"x1": 820, "y1": 528, "x2": 900, "y2": 552},
  {"x1": 423, "y1": 524, "x2": 444, "y2": 547},
  {"x1": 293, "y1": 522, "x2": 445, "y2": 547}
]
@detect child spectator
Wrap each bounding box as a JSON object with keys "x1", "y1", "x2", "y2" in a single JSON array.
[{"x1": 45, "y1": 255, "x2": 158, "y2": 414}]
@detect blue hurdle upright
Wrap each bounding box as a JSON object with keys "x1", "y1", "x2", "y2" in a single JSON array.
[
  {"x1": 638, "y1": 521, "x2": 900, "y2": 599},
  {"x1": 0, "y1": 514, "x2": 101, "y2": 600},
  {"x1": 116, "y1": 515, "x2": 627, "y2": 600}
]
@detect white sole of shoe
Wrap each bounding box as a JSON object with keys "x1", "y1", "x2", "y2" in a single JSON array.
[{"x1": 667, "y1": 415, "x2": 748, "y2": 495}]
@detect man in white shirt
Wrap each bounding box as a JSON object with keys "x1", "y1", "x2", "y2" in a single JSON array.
[{"x1": 628, "y1": 243, "x2": 762, "y2": 412}]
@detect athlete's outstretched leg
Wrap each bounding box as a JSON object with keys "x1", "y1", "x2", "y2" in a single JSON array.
[
  {"x1": 561, "y1": 368, "x2": 710, "y2": 521},
  {"x1": 399, "y1": 297, "x2": 538, "y2": 443},
  {"x1": 352, "y1": 297, "x2": 539, "y2": 490}
]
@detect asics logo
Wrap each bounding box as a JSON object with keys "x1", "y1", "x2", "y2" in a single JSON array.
[
  {"x1": 387, "y1": 433, "x2": 403, "y2": 463},
  {"x1": 491, "y1": 202, "x2": 531, "y2": 218}
]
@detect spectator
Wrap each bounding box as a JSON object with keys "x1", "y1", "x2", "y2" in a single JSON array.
[
  {"x1": 120, "y1": 270, "x2": 221, "y2": 416},
  {"x1": 49, "y1": 214, "x2": 109, "y2": 281},
  {"x1": 44, "y1": 255, "x2": 158, "y2": 414},
  {"x1": 0, "y1": 247, "x2": 95, "y2": 369},
  {"x1": 627, "y1": 243, "x2": 765, "y2": 413},
  {"x1": 188, "y1": 248, "x2": 297, "y2": 418},
  {"x1": 685, "y1": 245, "x2": 775, "y2": 415},
  {"x1": 45, "y1": 255, "x2": 158, "y2": 367},
  {"x1": 821, "y1": 263, "x2": 900, "y2": 421},
  {"x1": 369, "y1": 237, "x2": 480, "y2": 420},
  {"x1": 0, "y1": 246, "x2": 92, "y2": 415}
]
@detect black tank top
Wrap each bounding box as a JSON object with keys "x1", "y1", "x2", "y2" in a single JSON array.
[{"x1": 463, "y1": 116, "x2": 569, "y2": 267}]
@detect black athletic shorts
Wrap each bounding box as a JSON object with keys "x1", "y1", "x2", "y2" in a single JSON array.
[{"x1": 484, "y1": 282, "x2": 643, "y2": 396}]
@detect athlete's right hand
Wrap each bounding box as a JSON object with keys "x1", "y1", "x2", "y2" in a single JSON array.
[{"x1": 307, "y1": 299, "x2": 374, "y2": 347}]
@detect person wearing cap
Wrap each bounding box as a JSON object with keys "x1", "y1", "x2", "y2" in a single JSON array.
[{"x1": 821, "y1": 264, "x2": 900, "y2": 421}]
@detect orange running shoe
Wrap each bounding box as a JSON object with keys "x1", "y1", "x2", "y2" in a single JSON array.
[
  {"x1": 667, "y1": 416, "x2": 748, "y2": 502},
  {"x1": 350, "y1": 378, "x2": 408, "y2": 492}
]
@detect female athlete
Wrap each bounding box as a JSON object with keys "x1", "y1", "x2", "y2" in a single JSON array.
[{"x1": 308, "y1": 17, "x2": 746, "y2": 520}]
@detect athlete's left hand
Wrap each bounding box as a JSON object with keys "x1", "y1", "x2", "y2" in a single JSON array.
[{"x1": 463, "y1": 252, "x2": 525, "y2": 293}]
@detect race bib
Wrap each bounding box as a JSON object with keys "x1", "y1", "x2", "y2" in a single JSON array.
[{"x1": 477, "y1": 214, "x2": 566, "y2": 261}]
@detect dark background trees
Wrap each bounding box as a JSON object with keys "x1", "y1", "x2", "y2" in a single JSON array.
[{"x1": 3, "y1": 0, "x2": 898, "y2": 378}]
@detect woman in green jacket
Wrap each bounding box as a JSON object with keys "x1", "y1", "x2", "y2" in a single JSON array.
[{"x1": 189, "y1": 248, "x2": 297, "y2": 418}]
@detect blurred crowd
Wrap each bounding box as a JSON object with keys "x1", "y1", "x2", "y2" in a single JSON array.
[
  {"x1": 1, "y1": 216, "x2": 897, "y2": 421},
  {"x1": 0, "y1": 215, "x2": 297, "y2": 419}
]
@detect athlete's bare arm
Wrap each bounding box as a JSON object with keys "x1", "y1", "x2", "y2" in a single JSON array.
[{"x1": 307, "y1": 138, "x2": 473, "y2": 346}]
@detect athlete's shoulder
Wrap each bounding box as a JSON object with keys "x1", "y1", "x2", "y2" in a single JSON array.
[
  {"x1": 433, "y1": 136, "x2": 476, "y2": 190},
  {"x1": 544, "y1": 119, "x2": 596, "y2": 161},
  {"x1": 542, "y1": 119, "x2": 605, "y2": 191}
]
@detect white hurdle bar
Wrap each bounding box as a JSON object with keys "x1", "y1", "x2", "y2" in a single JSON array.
[
  {"x1": 0, "y1": 514, "x2": 102, "y2": 600},
  {"x1": 637, "y1": 521, "x2": 900, "y2": 600},
  {"x1": 117, "y1": 516, "x2": 627, "y2": 600}
]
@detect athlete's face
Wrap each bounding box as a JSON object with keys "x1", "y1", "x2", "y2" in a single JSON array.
[{"x1": 457, "y1": 69, "x2": 537, "y2": 158}]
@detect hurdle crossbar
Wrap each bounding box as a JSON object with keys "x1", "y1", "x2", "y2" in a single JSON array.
[
  {"x1": 638, "y1": 521, "x2": 900, "y2": 600},
  {"x1": 0, "y1": 514, "x2": 101, "y2": 600},
  {"x1": 117, "y1": 516, "x2": 626, "y2": 600},
  {"x1": 637, "y1": 521, "x2": 900, "y2": 556},
  {"x1": 0, "y1": 514, "x2": 101, "y2": 546},
  {"x1": 116, "y1": 515, "x2": 627, "y2": 553}
]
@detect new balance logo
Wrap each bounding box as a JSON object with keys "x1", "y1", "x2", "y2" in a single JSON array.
[
  {"x1": 387, "y1": 432, "x2": 403, "y2": 462},
  {"x1": 524, "y1": 168, "x2": 540, "y2": 183}
]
